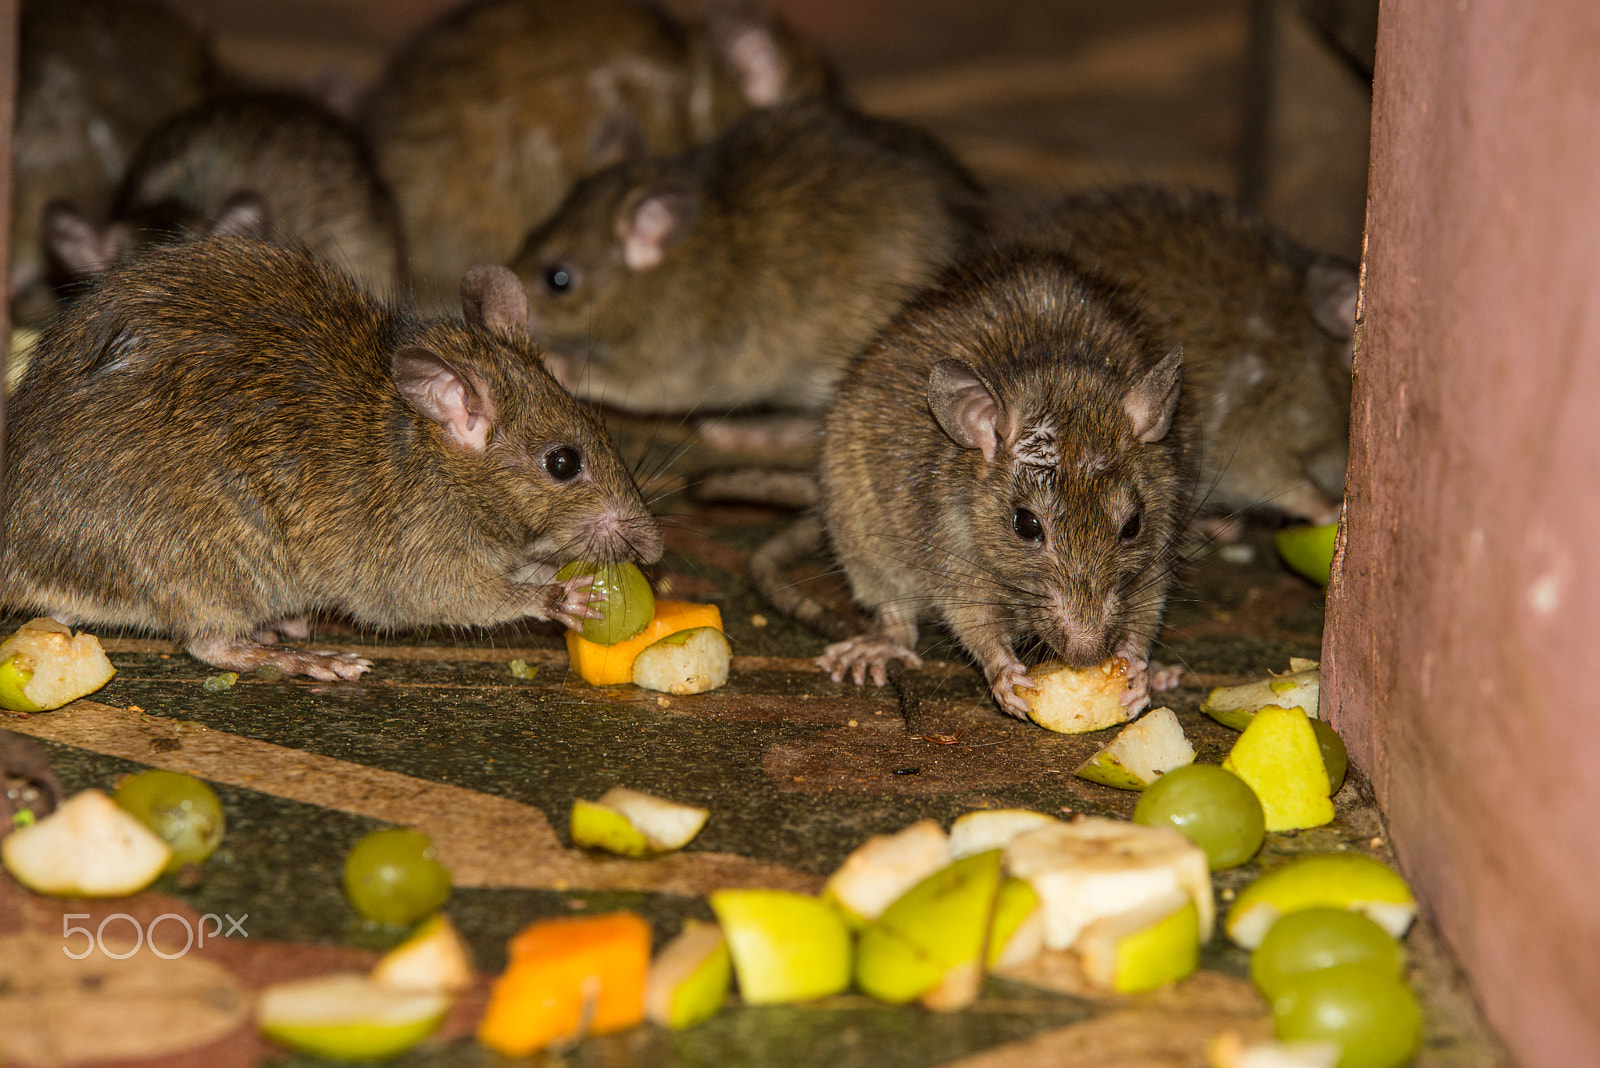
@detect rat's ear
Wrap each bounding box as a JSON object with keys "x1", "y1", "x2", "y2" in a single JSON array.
[
  {"x1": 929, "y1": 359, "x2": 1006, "y2": 461},
  {"x1": 43, "y1": 200, "x2": 127, "y2": 276},
  {"x1": 1124, "y1": 345, "x2": 1184, "y2": 443},
  {"x1": 209, "y1": 192, "x2": 270, "y2": 239},
  {"x1": 1306, "y1": 259, "x2": 1359, "y2": 348},
  {"x1": 460, "y1": 264, "x2": 530, "y2": 334},
  {"x1": 392, "y1": 345, "x2": 498, "y2": 453},
  {"x1": 616, "y1": 185, "x2": 698, "y2": 271}
]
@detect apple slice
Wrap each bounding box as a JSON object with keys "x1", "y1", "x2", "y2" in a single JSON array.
[
  {"x1": 566, "y1": 601, "x2": 724, "y2": 686},
  {"x1": 257, "y1": 972, "x2": 450, "y2": 1062},
  {"x1": 1004, "y1": 817, "x2": 1213, "y2": 950},
  {"x1": 0, "y1": 617, "x2": 116, "y2": 712},
  {"x1": 855, "y1": 850, "x2": 1003, "y2": 1010},
  {"x1": 1225, "y1": 854, "x2": 1417, "y2": 950},
  {"x1": 822, "y1": 818, "x2": 951, "y2": 928},
  {"x1": 948, "y1": 809, "x2": 1062, "y2": 859},
  {"x1": 570, "y1": 787, "x2": 709, "y2": 857},
  {"x1": 986, "y1": 876, "x2": 1044, "y2": 970},
  {"x1": 631, "y1": 627, "x2": 732, "y2": 695},
  {"x1": 645, "y1": 920, "x2": 732, "y2": 1030},
  {"x1": 2, "y1": 788, "x2": 171, "y2": 896},
  {"x1": 1221, "y1": 706, "x2": 1333, "y2": 832},
  {"x1": 1275, "y1": 523, "x2": 1339, "y2": 587},
  {"x1": 709, "y1": 889, "x2": 852, "y2": 1005},
  {"x1": 1077, "y1": 889, "x2": 1200, "y2": 994},
  {"x1": 371, "y1": 914, "x2": 475, "y2": 994},
  {"x1": 1201, "y1": 660, "x2": 1320, "y2": 731},
  {"x1": 1019, "y1": 657, "x2": 1134, "y2": 734},
  {"x1": 1209, "y1": 1031, "x2": 1341, "y2": 1068},
  {"x1": 1074, "y1": 707, "x2": 1196, "y2": 789}
]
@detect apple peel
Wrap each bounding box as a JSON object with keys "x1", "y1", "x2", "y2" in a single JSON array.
[{"x1": 1074, "y1": 707, "x2": 1195, "y2": 789}]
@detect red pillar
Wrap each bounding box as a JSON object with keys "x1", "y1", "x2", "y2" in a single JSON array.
[{"x1": 1324, "y1": 2, "x2": 1600, "y2": 1064}]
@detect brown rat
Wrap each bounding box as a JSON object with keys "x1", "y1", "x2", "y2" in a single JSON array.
[
  {"x1": 811, "y1": 247, "x2": 1198, "y2": 718},
  {"x1": 363, "y1": 0, "x2": 837, "y2": 309},
  {"x1": 10, "y1": 0, "x2": 217, "y2": 325},
  {"x1": 509, "y1": 101, "x2": 988, "y2": 414},
  {"x1": 1020, "y1": 185, "x2": 1357, "y2": 526},
  {"x1": 0, "y1": 236, "x2": 663, "y2": 680},
  {"x1": 45, "y1": 91, "x2": 409, "y2": 299}
]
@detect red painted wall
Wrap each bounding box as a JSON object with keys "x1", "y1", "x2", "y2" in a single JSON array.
[{"x1": 1324, "y1": 2, "x2": 1600, "y2": 1064}]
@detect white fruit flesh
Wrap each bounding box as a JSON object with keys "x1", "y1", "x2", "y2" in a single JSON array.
[
  {"x1": 1020, "y1": 658, "x2": 1133, "y2": 734},
  {"x1": 644, "y1": 920, "x2": 731, "y2": 1029},
  {"x1": 257, "y1": 972, "x2": 450, "y2": 1061},
  {"x1": 948, "y1": 809, "x2": 1062, "y2": 859},
  {"x1": 0, "y1": 617, "x2": 116, "y2": 711},
  {"x1": 1075, "y1": 707, "x2": 1196, "y2": 788},
  {"x1": 631, "y1": 627, "x2": 731, "y2": 694},
  {"x1": 1203, "y1": 661, "x2": 1321, "y2": 721},
  {"x1": 597, "y1": 787, "x2": 710, "y2": 851},
  {"x1": 371, "y1": 914, "x2": 475, "y2": 994},
  {"x1": 2, "y1": 789, "x2": 171, "y2": 896},
  {"x1": 823, "y1": 818, "x2": 951, "y2": 926},
  {"x1": 1004, "y1": 817, "x2": 1214, "y2": 949}
]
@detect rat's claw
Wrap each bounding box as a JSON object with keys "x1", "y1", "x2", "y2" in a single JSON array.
[
  {"x1": 817, "y1": 635, "x2": 922, "y2": 688},
  {"x1": 1119, "y1": 657, "x2": 1154, "y2": 713},
  {"x1": 990, "y1": 662, "x2": 1035, "y2": 719},
  {"x1": 550, "y1": 575, "x2": 603, "y2": 630}
]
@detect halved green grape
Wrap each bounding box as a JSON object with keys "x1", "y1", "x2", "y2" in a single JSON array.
[
  {"x1": 1312, "y1": 721, "x2": 1348, "y2": 794},
  {"x1": 113, "y1": 769, "x2": 225, "y2": 873},
  {"x1": 1272, "y1": 963, "x2": 1422, "y2": 1068},
  {"x1": 342, "y1": 828, "x2": 451, "y2": 926},
  {"x1": 1250, "y1": 907, "x2": 1405, "y2": 1000},
  {"x1": 556, "y1": 561, "x2": 656, "y2": 645},
  {"x1": 1133, "y1": 763, "x2": 1265, "y2": 870}
]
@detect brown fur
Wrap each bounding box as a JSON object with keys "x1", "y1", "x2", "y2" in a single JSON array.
[
  {"x1": 362, "y1": 0, "x2": 837, "y2": 309},
  {"x1": 509, "y1": 101, "x2": 988, "y2": 413},
  {"x1": 1, "y1": 237, "x2": 661, "y2": 678}
]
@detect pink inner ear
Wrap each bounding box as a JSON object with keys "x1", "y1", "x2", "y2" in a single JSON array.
[
  {"x1": 393, "y1": 347, "x2": 496, "y2": 453},
  {"x1": 621, "y1": 197, "x2": 675, "y2": 271},
  {"x1": 928, "y1": 360, "x2": 1005, "y2": 460}
]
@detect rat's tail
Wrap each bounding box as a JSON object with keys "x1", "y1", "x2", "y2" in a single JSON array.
[{"x1": 749, "y1": 514, "x2": 856, "y2": 642}]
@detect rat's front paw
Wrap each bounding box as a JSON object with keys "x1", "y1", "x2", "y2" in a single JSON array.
[
  {"x1": 817, "y1": 635, "x2": 922, "y2": 687},
  {"x1": 1118, "y1": 657, "x2": 1154, "y2": 715},
  {"x1": 989, "y1": 661, "x2": 1035, "y2": 720},
  {"x1": 541, "y1": 574, "x2": 602, "y2": 631},
  {"x1": 1148, "y1": 661, "x2": 1184, "y2": 692}
]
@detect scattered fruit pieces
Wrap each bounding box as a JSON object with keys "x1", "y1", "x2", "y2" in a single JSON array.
[
  {"x1": 1250, "y1": 907, "x2": 1405, "y2": 1000},
  {"x1": 566, "y1": 601, "x2": 724, "y2": 686},
  {"x1": 1226, "y1": 854, "x2": 1417, "y2": 950},
  {"x1": 645, "y1": 920, "x2": 732, "y2": 1030},
  {"x1": 342, "y1": 828, "x2": 452, "y2": 926},
  {"x1": 570, "y1": 786, "x2": 709, "y2": 857},
  {"x1": 1077, "y1": 889, "x2": 1200, "y2": 993},
  {"x1": 948, "y1": 808, "x2": 1061, "y2": 859},
  {"x1": 202, "y1": 671, "x2": 239, "y2": 692},
  {"x1": 1209, "y1": 1031, "x2": 1340, "y2": 1068},
  {"x1": 1275, "y1": 523, "x2": 1338, "y2": 587},
  {"x1": 0, "y1": 617, "x2": 116, "y2": 712},
  {"x1": 1222, "y1": 706, "x2": 1334, "y2": 832},
  {"x1": 709, "y1": 889, "x2": 852, "y2": 1005},
  {"x1": 855, "y1": 850, "x2": 1003, "y2": 1011},
  {"x1": 1312, "y1": 720, "x2": 1349, "y2": 794},
  {"x1": 478, "y1": 911, "x2": 651, "y2": 1056},
  {"x1": 257, "y1": 972, "x2": 450, "y2": 1062},
  {"x1": 1271, "y1": 963, "x2": 1422, "y2": 1068},
  {"x1": 1018, "y1": 657, "x2": 1134, "y2": 734},
  {"x1": 1133, "y1": 764, "x2": 1265, "y2": 870},
  {"x1": 1202, "y1": 659, "x2": 1320, "y2": 730},
  {"x1": 1003, "y1": 817, "x2": 1213, "y2": 950},
  {"x1": 557, "y1": 561, "x2": 656, "y2": 645},
  {"x1": 986, "y1": 876, "x2": 1045, "y2": 970},
  {"x1": 1074, "y1": 707, "x2": 1195, "y2": 789},
  {"x1": 631, "y1": 626, "x2": 732, "y2": 695},
  {"x1": 823, "y1": 818, "x2": 951, "y2": 928},
  {"x1": 371, "y1": 913, "x2": 475, "y2": 994},
  {"x1": 113, "y1": 769, "x2": 225, "y2": 873},
  {"x1": 2, "y1": 788, "x2": 171, "y2": 896}
]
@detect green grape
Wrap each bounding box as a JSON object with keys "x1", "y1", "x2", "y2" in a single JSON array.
[
  {"x1": 1251, "y1": 907, "x2": 1405, "y2": 999},
  {"x1": 342, "y1": 828, "x2": 452, "y2": 925},
  {"x1": 1312, "y1": 720, "x2": 1349, "y2": 793},
  {"x1": 113, "y1": 769, "x2": 225, "y2": 873},
  {"x1": 1273, "y1": 963, "x2": 1422, "y2": 1068},
  {"x1": 556, "y1": 561, "x2": 655, "y2": 645},
  {"x1": 1133, "y1": 764, "x2": 1264, "y2": 870}
]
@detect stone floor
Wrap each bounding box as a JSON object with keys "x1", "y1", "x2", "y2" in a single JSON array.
[{"x1": 0, "y1": 1, "x2": 1509, "y2": 1065}]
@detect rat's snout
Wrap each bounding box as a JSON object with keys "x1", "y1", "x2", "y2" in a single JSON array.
[
  {"x1": 584, "y1": 499, "x2": 664, "y2": 565},
  {"x1": 1041, "y1": 580, "x2": 1116, "y2": 666}
]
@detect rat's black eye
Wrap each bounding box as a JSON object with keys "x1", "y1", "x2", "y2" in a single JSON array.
[
  {"x1": 544, "y1": 445, "x2": 583, "y2": 481},
  {"x1": 1013, "y1": 507, "x2": 1044, "y2": 542},
  {"x1": 544, "y1": 264, "x2": 575, "y2": 294},
  {"x1": 1119, "y1": 511, "x2": 1142, "y2": 541}
]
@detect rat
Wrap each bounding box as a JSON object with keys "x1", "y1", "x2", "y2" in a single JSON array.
[
  {"x1": 802, "y1": 247, "x2": 1197, "y2": 718},
  {"x1": 10, "y1": 0, "x2": 217, "y2": 326},
  {"x1": 508, "y1": 101, "x2": 988, "y2": 414},
  {"x1": 363, "y1": 0, "x2": 838, "y2": 310},
  {"x1": 44, "y1": 91, "x2": 409, "y2": 300},
  {"x1": 1018, "y1": 185, "x2": 1357, "y2": 527},
  {"x1": 0, "y1": 236, "x2": 663, "y2": 681}
]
